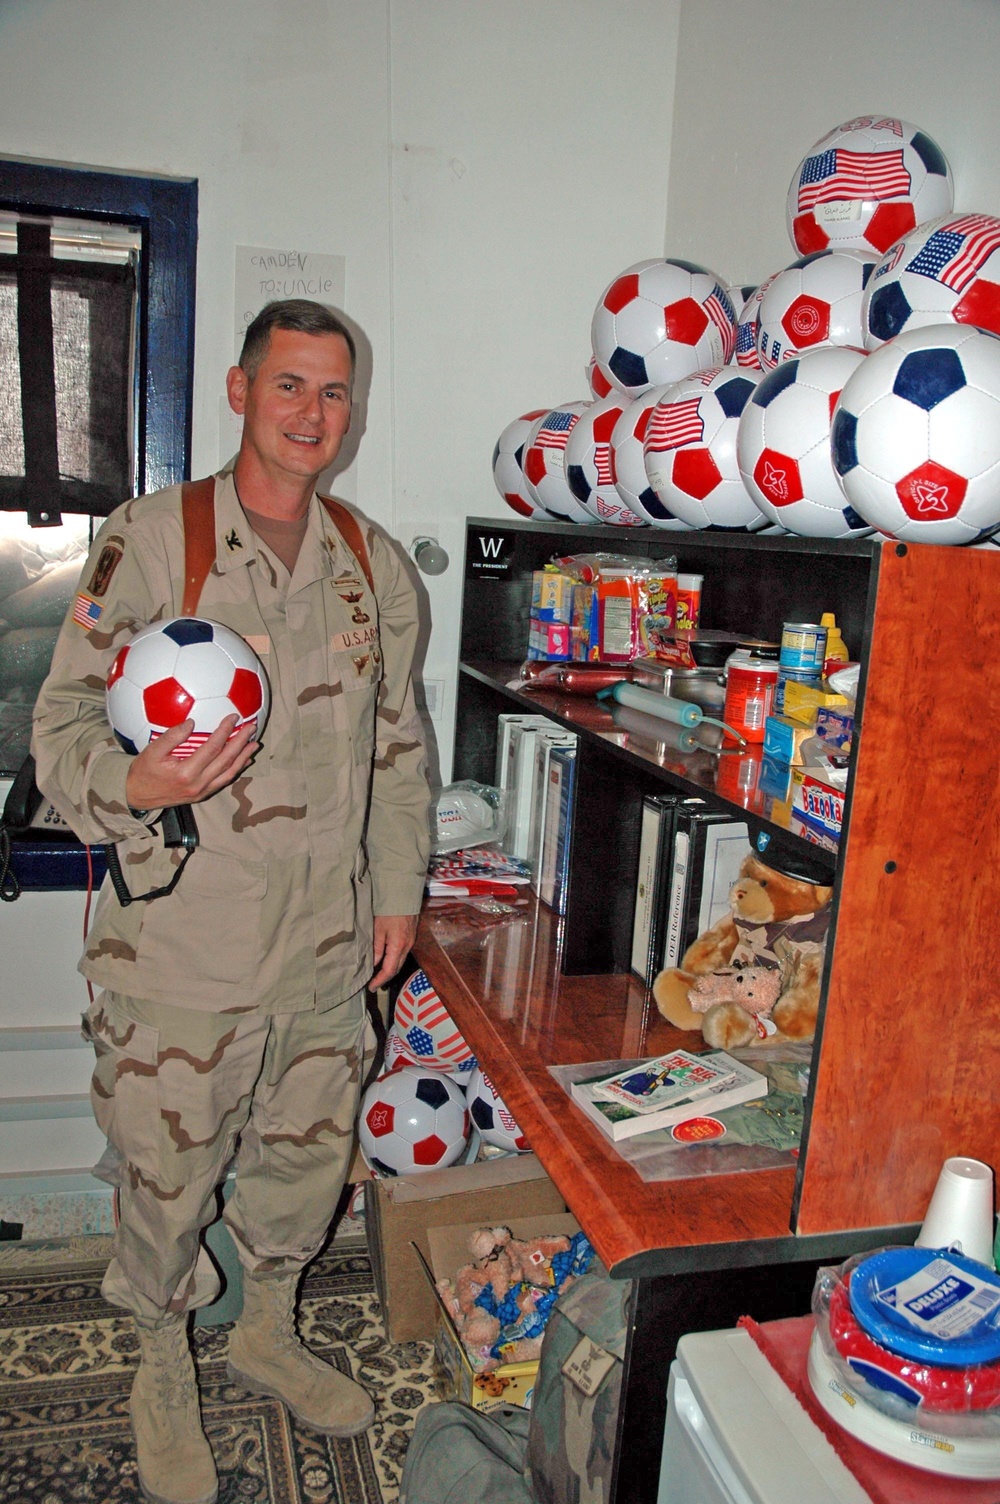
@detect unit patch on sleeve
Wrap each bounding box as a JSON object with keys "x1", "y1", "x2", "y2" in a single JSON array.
[{"x1": 86, "y1": 535, "x2": 126, "y2": 598}]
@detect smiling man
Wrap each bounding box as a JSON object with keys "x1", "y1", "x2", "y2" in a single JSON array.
[{"x1": 32, "y1": 300, "x2": 431, "y2": 1504}]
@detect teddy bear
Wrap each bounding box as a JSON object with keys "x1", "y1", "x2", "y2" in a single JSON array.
[{"x1": 652, "y1": 852, "x2": 833, "y2": 1050}]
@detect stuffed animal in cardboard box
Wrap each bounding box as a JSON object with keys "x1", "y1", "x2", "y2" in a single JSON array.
[{"x1": 652, "y1": 852, "x2": 833, "y2": 1050}]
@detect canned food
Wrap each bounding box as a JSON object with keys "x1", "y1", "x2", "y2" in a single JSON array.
[
  {"x1": 780, "y1": 622, "x2": 827, "y2": 673},
  {"x1": 723, "y1": 650, "x2": 780, "y2": 745},
  {"x1": 676, "y1": 573, "x2": 703, "y2": 631},
  {"x1": 775, "y1": 667, "x2": 822, "y2": 715}
]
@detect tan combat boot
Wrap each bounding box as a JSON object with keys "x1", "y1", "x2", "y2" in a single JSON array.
[
  {"x1": 227, "y1": 1270, "x2": 375, "y2": 1435},
  {"x1": 130, "y1": 1314, "x2": 218, "y2": 1504}
]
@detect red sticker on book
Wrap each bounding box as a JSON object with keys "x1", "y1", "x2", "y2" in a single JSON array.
[{"x1": 671, "y1": 1117, "x2": 726, "y2": 1143}]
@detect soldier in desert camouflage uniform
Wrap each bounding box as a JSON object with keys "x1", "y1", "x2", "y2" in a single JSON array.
[{"x1": 32, "y1": 300, "x2": 430, "y2": 1504}]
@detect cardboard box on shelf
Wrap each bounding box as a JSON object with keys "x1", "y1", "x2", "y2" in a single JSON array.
[
  {"x1": 363, "y1": 1153, "x2": 566, "y2": 1343},
  {"x1": 420, "y1": 1212, "x2": 583, "y2": 1413}
]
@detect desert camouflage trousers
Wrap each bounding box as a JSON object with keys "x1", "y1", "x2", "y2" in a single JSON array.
[{"x1": 84, "y1": 987, "x2": 374, "y2": 1321}]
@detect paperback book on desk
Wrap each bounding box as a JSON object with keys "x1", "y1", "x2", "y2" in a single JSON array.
[{"x1": 570, "y1": 1050, "x2": 768, "y2": 1142}]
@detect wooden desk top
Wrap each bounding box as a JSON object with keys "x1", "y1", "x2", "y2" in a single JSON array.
[{"x1": 414, "y1": 897, "x2": 896, "y2": 1279}]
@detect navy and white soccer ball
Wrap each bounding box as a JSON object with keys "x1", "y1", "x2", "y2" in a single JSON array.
[
  {"x1": 757, "y1": 251, "x2": 876, "y2": 370},
  {"x1": 105, "y1": 617, "x2": 270, "y2": 757},
  {"x1": 863, "y1": 213, "x2": 1000, "y2": 349},
  {"x1": 832, "y1": 324, "x2": 1000, "y2": 544},
  {"x1": 643, "y1": 367, "x2": 763, "y2": 530},
  {"x1": 521, "y1": 402, "x2": 593, "y2": 521},
  {"x1": 786, "y1": 116, "x2": 953, "y2": 258},
  {"x1": 609, "y1": 388, "x2": 691, "y2": 530},
  {"x1": 359, "y1": 1066, "x2": 470, "y2": 1176},
  {"x1": 466, "y1": 1065, "x2": 530, "y2": 1153},
  {"x1": 591, "y1": 259, "x2": 737, "y2": 399},
  {"x1": 392, "y1": 968, "x2": 476, "y2": 1072},
  {"x1": 731, "y1": 273, "x2": 783, "y2": 370},
  {"x1": 737, "y1": 347, "x2": 872, "y2": 538},
  {"x1": 492, "y1": 410, "x2": 549, "y2": 518},
  {"x1": 564, "y1": 392, "x2": 645, "y2": 526}
]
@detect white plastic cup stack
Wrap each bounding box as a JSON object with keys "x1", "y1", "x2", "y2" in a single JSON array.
[{"x1": 914, "y1": 1156, "x2": 995, "y2": 1267}]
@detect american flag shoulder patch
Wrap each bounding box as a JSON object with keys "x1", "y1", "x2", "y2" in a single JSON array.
[{"x1": 72, "y1": 593, "x2": 103, "y2": 630}]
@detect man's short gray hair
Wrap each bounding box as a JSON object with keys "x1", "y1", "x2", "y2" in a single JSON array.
[{"x1": 238, "y1": 299, "x2": 356, "y2": 384}]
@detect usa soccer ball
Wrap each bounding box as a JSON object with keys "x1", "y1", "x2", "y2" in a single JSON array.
[
  {"x1": 384, "y1": 1025, "x2": 477, "y2": 1086},
  {"x1": 757, "y1": 251, "x2": 876, "y2": 370},
  {"x1": 610, "y1": 389, "x2": 691, "y2": 529},
  {"x1": 521, "y1": 402, "x2": 592, "y2": 521},
  {"x1": 591, "y1": 258, "x2": 737, "y2": 399},
  {"x1": 586, "y1": 356, "x2": 612, "y2": 399},
  {"x1": 359, "y1": 1066, "x2": 470, "y2": 1176},
  {"x1": 564, "y1": 392, "x2": 645, "y2": 526},
  {"x1": 492, "y1": 411, "x2": 549, "y2": 518},
  {"x1": 466, "y1": 1065, "x2": 530, "y2": 1153},
  {"x1": 105, "y1": 617, "x2": 270, "y2": 757},
  {"x1": 392, "y1": 968, "x2": 476, "y2": 1071},
  {"x1": 787, "y1": 116, "x2": 954, "y2": 257},
  {"x1": 643, "y1": 367, "x2": 763, "y2": 530},
  {"x1": 737, "y1": 347, "x2": 872, "y2": 538},
  {"x1": 731, "y1": 272, "x2": 783, "y2": 370},
  {"x1": 831, "y1": 324, "x2": 1000, "y2": 544},
  {"x1": 863, "y1": 213, "x2": 1000, "y2": 349}
]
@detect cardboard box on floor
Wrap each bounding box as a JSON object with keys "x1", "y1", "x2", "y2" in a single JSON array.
[
  {"x1": 421, "y1": 1212, "x2": 583, "y2": 1413},
  {"x1": 363, "y1": 1154, "x2": 566, "y2": 1343}
]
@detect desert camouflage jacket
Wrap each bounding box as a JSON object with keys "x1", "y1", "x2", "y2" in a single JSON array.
[{"x1": 32, "y1": 473, "x2": 430, "y2": 1012}]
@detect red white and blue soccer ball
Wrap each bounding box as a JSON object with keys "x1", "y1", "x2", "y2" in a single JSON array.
[
  {"x1": 492, "y1": 410, "x2": 549, "y2": 518},
  {"x1": 392, "y1": 968, "x2": 477, "y2": 1073},
  {"x1": 737, "y1": 347, "x2": 872, "y2": 538},
  {"x1": 384, "y1": 1025, "x2": 477, "y2": 1086},
  {"x1": 757, "y1": 251, "x2": 876, "y2": 370},
  {"x1": 466, "y1": 1065, "x2": 530, "y2": 1154},
  {"x1": 832, "y1": 324, "x2": 1000, "y2": 544},
  {"x1": 786, "y1": 116, "x2": 954, "y2": 258},
  {"x1": 591, "y1": 259, "x2": 737, "y2": 400},
  {"x1": 359, "y1": 1065, "x2": 470, "y2": 1176},
  {"x1": 863, "y1": 213, "x2": 1000, "y2": 349},
  {"x1": 521, "y1": 402, "x2": 592, "y2": 521},
  {"x1": 609, "y1": 389, "x2": 691, "y2": 530},
  {"x1": 643, "y1": 367, "x2": 763, "y2": 530},
  {"x1": 731, "y1": 274, "x2": 782, "y2": 371},
  {"x1": 564, "y1": 392, "x2": 645, "y2": 527},
  {"x1": 105, "y1": 617, "x2": 270, "y2": 758}
]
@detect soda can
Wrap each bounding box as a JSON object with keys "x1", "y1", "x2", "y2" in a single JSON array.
[{"x1": 780, "y1": 622, "x2": 827, "y2": 673}]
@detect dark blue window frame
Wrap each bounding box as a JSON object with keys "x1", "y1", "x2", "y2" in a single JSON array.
[{"x1": 0, "y1": 157, "x2": 198, "y2": 495}]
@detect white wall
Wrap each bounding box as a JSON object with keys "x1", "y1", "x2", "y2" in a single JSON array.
[
  {"x1": 0, "y1": 0, "x2": 681, "y2": 779},
  {"x1": 665, "y1": 0, "x2": 1000, "y2": 288}
]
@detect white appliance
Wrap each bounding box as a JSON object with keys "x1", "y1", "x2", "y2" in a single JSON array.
[{"x1": 658, "y1": 1328, "x2": 870, "y2": 1504}]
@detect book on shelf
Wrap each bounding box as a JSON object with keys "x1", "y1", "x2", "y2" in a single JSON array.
[
  {"x1": 528, "y1": 729, "x2": 578, "y2": 891},
  {"x1": 539, "y1": 743, "x2": 577, "y2": 915},
  {"x1": 569, "y1": 1051, "x2": 768, "y2": 1142},
  {"x1": 662, "y1": 809, "x2": 750, "y2": 970},
  {"x1": 630, "y1": 793, "x2": 706, "y2": 983}
]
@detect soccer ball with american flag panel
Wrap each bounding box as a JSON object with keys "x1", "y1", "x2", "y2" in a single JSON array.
[
  {"x1": 643, "y1": 367, "x2": 765, "y2": 530},
  {"x1": 831, "y1": 323, "x2": 1000, "y2": 545},
  {"x1": 392, "y1": 967, "x2": 477, "y2": 1073},
  {"x1": 757, "y1": 250, "x2": 876, "y2": 371},
  {"x1": 564, "y1": 391, "x2": 646, "y2": 527},
  {"x1": 863, "y1": 213, "x2": 1000, "y2": 349},
  {"x1": 786, "y1": 116, "x2": 953, "y2": 258},
  {"x1": 609, "y1": 388, "x2": 692, "y2": 530},
  {"x1": 521, "y1": 402, "x2": 593, "y2": 521},
  {"x1": 492, "y1": 409, "x2": 549, "y2": 518},
  {"x1": 591, "y1": 258, "x2": 737, "y2": 400}
]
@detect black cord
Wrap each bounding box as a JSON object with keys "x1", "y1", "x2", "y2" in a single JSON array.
[{"x1": 0, "y1": 828, "x2": 21, "y2": 902}]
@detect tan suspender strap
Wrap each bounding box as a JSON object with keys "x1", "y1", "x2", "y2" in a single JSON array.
[
  {"x1": 181, "y1": 477, "x2": 218, "y2": 616},
  {"x1": 180, "y1": 479, "x2": 374, "y2": 614},
  {"x1": 319, "y1": 495, "x2": 374, "y2": 595}
]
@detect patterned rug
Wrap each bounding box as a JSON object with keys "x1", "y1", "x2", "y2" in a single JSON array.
[{"x1": 0, "y1": 1233, "x2": 434, "y2": 1502}]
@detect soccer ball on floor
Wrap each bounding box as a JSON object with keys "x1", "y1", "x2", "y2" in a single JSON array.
[
  {"x1": 737, "y1": 347, "x2": 872, "y2": 538},
  {"x1": 564, "y1": 392, "x2": 645, "y2": 526},
  {"x1": 492, "y1": 411, "x2": 549, "y2": 517},
  {"x1": 591, "y1": 258, "x2": 737, "y2": 399},
  {"x1": 757, "y1": 250, "x2": 876, "y2": 370},
  {"x1": 359, "y1": 1066, "x2": 470, "y2": 1176},
  {"x1": 787, "y1": 116, "x2": 953, "y2": 257},
  {"x1": 863, "y1": 213, "x2": 1000, "y2": 348},
  {"x1": 392, "y1": 968, "x2": 476, "y2": 1071},
  {"x1": 643, "y1": 367, "x2": 763, "y2": 530},
  {"x1": 610, "y1": 389, "x2": 691, "y2": 529},
  {"x1": 831, "y1": 323, "x2": 1000, "y2": 544},
  {"x1": 105, "y1": 617, "x2": 270, "y2": 758},
  {"x1": 521, "y1": 402, "x2": 593, "y2": 521},
  {"x1": 466, "y1": 1065, "x2": 530, "y2": 1153}
]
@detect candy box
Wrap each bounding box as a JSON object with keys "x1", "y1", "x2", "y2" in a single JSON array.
[
  {"x1": 763, "y1": 713, "x2": 816, "y2": 766},
  {"x1": 528, "y1": 619, "x2": 572, "y2": 661},
  {"x1": 531, "y1": 570, "x2": 574, "y2": 624},
  {"x1": 792, "y1": 767, "x2": 844, "y2": 835},
  {"x1": 815, "y1": 704, "x2": 854, "y2": 753}
]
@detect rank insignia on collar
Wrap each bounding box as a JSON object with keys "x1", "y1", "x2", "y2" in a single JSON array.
[{"x1": 225, "y1": 529, "x2": 243, "y2": 551}]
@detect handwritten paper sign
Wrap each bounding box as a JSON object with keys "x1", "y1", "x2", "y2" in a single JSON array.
[{"x1": 234, "y1": 245, "x2": 346, "y2": 355}]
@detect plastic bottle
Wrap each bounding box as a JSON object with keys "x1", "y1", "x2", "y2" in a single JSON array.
[{"x1": 820, "y1": 613, "x2": 849, "y2": 677}]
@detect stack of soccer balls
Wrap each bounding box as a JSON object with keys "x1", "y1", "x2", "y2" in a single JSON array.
[
  {"x1": 359, "y1": 968, "x2": 530, "y2": 1176},
  {"x1": 492, "y1": 116, "x2": 1000, "y2": 546}
]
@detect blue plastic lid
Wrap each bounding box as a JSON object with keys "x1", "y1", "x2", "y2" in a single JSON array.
[{"x1": 849, "y1": 1246, "x2": 1000, "y2": 1367}]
